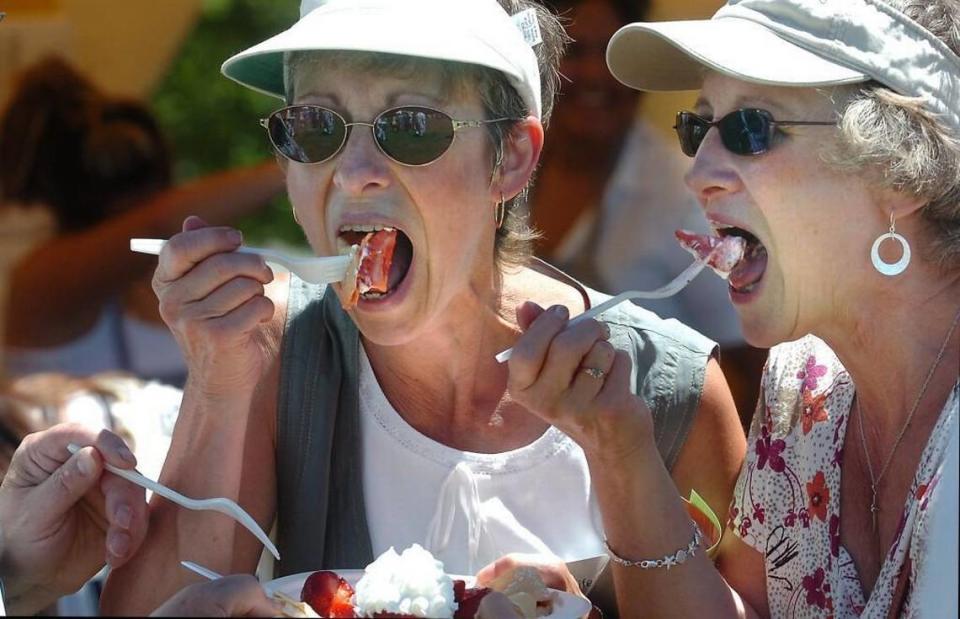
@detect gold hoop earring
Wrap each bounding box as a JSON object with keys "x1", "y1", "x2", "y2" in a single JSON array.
[{"x1": 495, "y1": 193, "x2": 506, "y2": 229}]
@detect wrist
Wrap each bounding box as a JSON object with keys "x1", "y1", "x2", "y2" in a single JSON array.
[{"x1": 583, "y1": 426, "x2": 657, "y2": 472}]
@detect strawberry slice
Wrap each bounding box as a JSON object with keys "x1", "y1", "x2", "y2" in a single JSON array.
[
  {"x1": 301, "y1": 571, "x2": 356, "y2": 618},
  {"x1": 453, "y1": 580, "x2": 492, "y2": 619},
  {"x1": 341, "y1": 228, "x2": 398, "y2": 309},
  {"x1": 674, "y1": 229, "x2": 746, "y2": 279}
]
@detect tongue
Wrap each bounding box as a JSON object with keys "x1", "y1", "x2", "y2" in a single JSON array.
[
  {"x1": 728, "y1": 244, "x2": 768, "y2": 291},
  {"x1": 387, "y1": 231, "x2": 412, "y2": 290}
]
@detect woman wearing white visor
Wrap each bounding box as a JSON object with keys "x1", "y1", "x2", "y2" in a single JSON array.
[
  {"x1": 101, "y1": 0, "x2": 745, "y2": 615},
  {"x1": 510, "y1": 0, "x2": 960, "y2": 616}
]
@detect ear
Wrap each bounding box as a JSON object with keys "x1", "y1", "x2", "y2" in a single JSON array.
[
  {"x1": 875, "y1": 186, "x2": 926, "y2": 221},
  {"x1": 491, "y1": 116, "x2": 544, "y2": 201}
]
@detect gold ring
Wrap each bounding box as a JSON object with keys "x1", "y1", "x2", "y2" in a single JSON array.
[{"x1": 581, "y1": 367, "x2": 606, "y2": 380}]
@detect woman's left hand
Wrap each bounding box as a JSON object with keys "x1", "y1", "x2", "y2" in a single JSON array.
[
  {"x1": 476, "y1": 552, "x2": 582, "y2": 594},
  {"x1": 506, "y1": 302, "x2": 652, "y2": 461}
]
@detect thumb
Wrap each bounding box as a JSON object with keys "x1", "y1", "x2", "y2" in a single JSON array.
[
  {"x1": 515, "y1": 301, "x2": 546, "y2": 331},
  {"x1": 29, "y1": 446, "x2": 103, "y2": 521}
]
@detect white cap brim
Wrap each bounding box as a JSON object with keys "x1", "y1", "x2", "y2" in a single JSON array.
[
  {"x1": 221, "y1": 1, "x2": 541, "y2": 118},
  {"x1": 607, "y1": 16, "x2": 869, "y2": 92}
]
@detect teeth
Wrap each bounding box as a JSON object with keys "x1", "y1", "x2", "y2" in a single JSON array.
[{"x1": 338, "y1": 224, "x2": 396, "y2": 233}]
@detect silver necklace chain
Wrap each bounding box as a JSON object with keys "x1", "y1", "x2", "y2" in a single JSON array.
[{"x1": 855, "y1": 306, "x2": 960, "y2": 530}]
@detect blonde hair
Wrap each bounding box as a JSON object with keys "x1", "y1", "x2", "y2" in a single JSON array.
[{"x1": 824, "y1": 0, "x2": 960, "y2": 270}]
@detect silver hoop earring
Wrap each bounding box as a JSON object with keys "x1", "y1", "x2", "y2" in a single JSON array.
[
  {"x1": 870, "y1": 213, "x2": 911, "y2": 276},
  {"x1": 292, "y1": 205, "x2": 301, "y2": 226},
  {"x1": 495, "y1": 193, "x2": 506, "y2": 229}
]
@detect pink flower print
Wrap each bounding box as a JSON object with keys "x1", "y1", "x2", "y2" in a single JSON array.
[
  {"x1": 829, "y1": 514, "x2": 841, "y2": 558},
  {"x1": 753, "y1": 503, "x2": 765, "y2": 524},
  {"x1": 799, "y1": 508, "x2": 811, "y2": 528},
  {"x1": 802, "y1": 567, "x2": 833, "y2": 609},
  {"x1": 801, "y1": 390, "x2": 830, "y2": 435},
  {"x1": 797, "y1": 355, "x2": 827, "y2": 392},
  {"x1": 806, "y1": 471, "x2": 831, "y2": 522},
  {"x1": 739, "y1": 516, "x2": 752, "y2": 538},
  {"x1": 756, "y1": 426, "x2": 786, "y2": 472},
  {"x1": 784, "y1": 511, "x2": 797, "y2": 527}
]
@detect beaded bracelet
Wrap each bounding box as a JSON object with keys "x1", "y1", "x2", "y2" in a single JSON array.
[{"x1": 604, "y1": 522, "x2": 703, "y2": 570}]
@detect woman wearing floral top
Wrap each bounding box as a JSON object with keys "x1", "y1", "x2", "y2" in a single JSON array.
[{"x1": 508, "y1": 0, "x2": 960, "y2": 617}]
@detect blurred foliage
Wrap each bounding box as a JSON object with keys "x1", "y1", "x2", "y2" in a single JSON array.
[{"x1": 150, "y1": 0, "x2": 305, "y2": 246}]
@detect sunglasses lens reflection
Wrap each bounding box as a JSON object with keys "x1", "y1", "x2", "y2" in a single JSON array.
[
  {"x1": 269, "y1": 107, "x2": 346, "y2": 164},
  {"x1": 675, "y1": 109, "x2": 773, "y2": 157},
  {"x1": 268, "y1": 105, "x2": 458, "y2": 166},
  {"x1": 719, "y1": 109, "x2": 771, "y2": 156},
  {"x1": 374, "y1": 107, "x2": 456, "y2": 166}
]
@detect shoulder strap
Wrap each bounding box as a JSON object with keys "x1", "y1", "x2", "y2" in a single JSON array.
[{"x1": 276, "y1": 280, "x2": 373, "y2": 575}]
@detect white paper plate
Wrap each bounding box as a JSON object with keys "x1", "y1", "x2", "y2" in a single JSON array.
[{"x1": 264, "y1": 570, "x2": 592, "y2": 619}]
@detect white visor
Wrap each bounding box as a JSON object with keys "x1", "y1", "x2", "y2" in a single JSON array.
[{"x1": 221, "y1": 0, "x2": 543, "y2": 119}]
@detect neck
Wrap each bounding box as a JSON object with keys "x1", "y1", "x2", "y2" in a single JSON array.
[
  {"x1": 820, "y1": 276, "x2": 960, "y2": 439},
  {"x1": 360, "y1": 265, "x2": 583, "y2": 452}
]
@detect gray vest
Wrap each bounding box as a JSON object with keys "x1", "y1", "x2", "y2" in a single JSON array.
[{"x1": 275, "y1": 272, "x2": 716, "y2": 576}]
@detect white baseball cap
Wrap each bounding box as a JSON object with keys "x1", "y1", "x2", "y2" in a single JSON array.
[
  {"x1": 221, "y1": 0, "x2": 544, "y2": 118},
  {"x1": 606, "y1": 0, "x2": 960, "y2": 136}
]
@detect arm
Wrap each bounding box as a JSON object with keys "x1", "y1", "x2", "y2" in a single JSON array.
[
  {"x1": 99, "y1": 218, "x2": 287, "y2": 616},
  {"x1": 507, "y1": 303, "x2": 767, "y2": 619},
  {"x1": 5, "y1": 160, "x2": 285, "y2": 347},
  {"x1": 668, "y1": 359, "x2": 745, "y2": 546}
]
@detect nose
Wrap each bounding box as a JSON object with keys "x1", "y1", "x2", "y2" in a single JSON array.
[
  {"x1": 682, "y1": 128, "x2": 742, "y2": 209},
  {"x1": 332, "y1": 123, "x2": 392, "y2": 196}
]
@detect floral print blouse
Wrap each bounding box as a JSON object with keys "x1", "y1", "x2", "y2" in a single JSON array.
[{"x1": 730, "y1": 335, "x2": 958, "y2": 618}]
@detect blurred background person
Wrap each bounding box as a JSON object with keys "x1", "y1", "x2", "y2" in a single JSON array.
[
  {"x1": 532, "y1": 0, "x2": 763, "y2": 422},
  {"x1": 0, "y1": 56, "x2": 285, "y2": 387}
]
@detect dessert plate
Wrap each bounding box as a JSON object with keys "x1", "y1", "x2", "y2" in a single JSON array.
[{"x1": 264, "y1": 570, "x2": 592, "y2": 619}]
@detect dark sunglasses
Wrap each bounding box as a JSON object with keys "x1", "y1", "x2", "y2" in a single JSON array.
[
  {"x1": 674, "y1": 108, "x2": 835, "y2": 157},
  {"x1": 261, "y1": 104, "x2": 517, "y2": 167}
]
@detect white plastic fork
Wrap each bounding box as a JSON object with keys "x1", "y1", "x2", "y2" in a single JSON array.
[
  {"x1": 67, "y1": 443, "x2": 280, "y2": 560},
  {"x1": 495, "y1": 259, "x2": 708, "y2": 363},
  {"x1": 130, "y1": 238, "x2": 353, "y2": 286}
]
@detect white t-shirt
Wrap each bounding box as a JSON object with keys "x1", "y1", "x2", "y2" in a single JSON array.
[{"x1": 359, "y1": 346, "x2": 606, "y2": 576}]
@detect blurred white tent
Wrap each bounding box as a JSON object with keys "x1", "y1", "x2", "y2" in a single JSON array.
[{"x1": 0, "y1": 0, "x2": 201, "y2": 107}]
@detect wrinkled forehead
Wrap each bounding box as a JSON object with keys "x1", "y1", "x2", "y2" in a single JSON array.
[{"x1": 285, "y1": 50, "x2": 476, "y2": 106}]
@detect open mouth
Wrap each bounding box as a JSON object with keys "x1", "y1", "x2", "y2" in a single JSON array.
[
  {"x1": 337, "y1": 225, "x2": 414, "y2": 308},
  {"x1": 717, "y1": 227, "x2": 767, "y2": 294}
]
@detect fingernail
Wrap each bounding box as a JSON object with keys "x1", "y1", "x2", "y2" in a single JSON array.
[
  {"x1": 108, "y1": 530, "x2": 131, "y2": 557},
  {"x1": 551, "y1": 305, "x2": 569, "y2": 319},
  {"x1": 118, "y1": 445, "x2": 137, "y2": 465},
  {"x1": 76, "y1": 450, "x2": 95, "y2": 477},
  {"x1": 114, "y1": 504, "x2": 132, "y2": 529},
  {"x1": 229, "y1": 230, "x2": 243, "y2": 245},
  {"x1": 601, "y1": 322, "x2": 611, "y2": 339}
]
